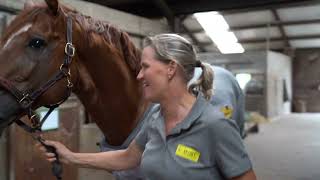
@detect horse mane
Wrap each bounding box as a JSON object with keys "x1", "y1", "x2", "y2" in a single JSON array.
[{"x1": 66, "y1": 7, "x2": 142, "y2": 76}]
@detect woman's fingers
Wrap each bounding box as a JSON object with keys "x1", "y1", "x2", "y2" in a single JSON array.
[
  {"x1": 47, "y1": 157, "x2": 57, "y2": 162},
  {"x1": 35, "y1": 141, "x2": 59, "y2": 162},
  {"x1": 35, "y1": 140, "x2": 73, "y2": 164},
  {"x1": 35, "y1": 143, "x2": 46, "y2": 154},
  {"x1": 42, "y1": 140, "x2": 58, "y2": 147},
  {"x1": 45, "y1": 152, "x2": 56, "y2": 158}
]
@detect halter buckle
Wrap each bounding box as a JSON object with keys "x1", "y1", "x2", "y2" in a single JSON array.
[
  {"x1": 67, "y1": 78, "x2": 73, "y2": 88},
  {"x1": 65, "y1": 42, "x2": 75, "y2": 57},
  {"x1": 19, "y1": 94, "x2": 33, "y2": 109}
]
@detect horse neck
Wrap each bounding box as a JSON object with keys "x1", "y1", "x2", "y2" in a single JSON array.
[{"x1": 72, "y1": 19, "x2": 148, "y2": 146}]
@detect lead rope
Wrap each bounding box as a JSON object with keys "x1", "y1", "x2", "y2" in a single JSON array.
[
  {"x1": 38, "y1": 136, "x2": 63, "y2": 180},
  {"x1": 14, "y1": 117, "x2": 63, "y2": 180}
]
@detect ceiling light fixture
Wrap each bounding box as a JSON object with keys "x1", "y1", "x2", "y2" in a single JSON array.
[{"x1": 194, "y1": 11, "x2": 244, "y2": 54}]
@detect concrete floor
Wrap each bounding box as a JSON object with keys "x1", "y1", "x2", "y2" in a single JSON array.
[{"x1": 245, "y1": 113, "x2": 320, "y2": 180}]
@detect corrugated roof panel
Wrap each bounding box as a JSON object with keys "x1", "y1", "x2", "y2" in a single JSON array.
[
  {"x1": 290, "y1": 39, "x2": 320, "y2": 48},
  {"x1": 223, "y1": 10, "x2": 275, "y2": 27},
  {"x1": 194, "y1": 32, "x2": 212, "y2": 43},
  {"x1": 184, "y1": 16, "x2": 202, "y2": 31},
  {"x1": 284, "y1": 24, "x2": 320, "y2": 36},
  {"x1": 278, "y1": 5, "x2": 320, "y2": 21},
  {"x1": 203, "y1": 44, "x2": 219, "y2": 52},
  {"x1": 234, "y1": 27, "x2": 281, "y2": 40},
  {"x1": 242, "y1": 41, "x2": 285, "y2": 50}
]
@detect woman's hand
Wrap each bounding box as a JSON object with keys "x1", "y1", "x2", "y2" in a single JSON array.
[
  {"x1": 36, "y1": 140, "x2": 75, "y2": 164},
  {"x1": 36, "y1": 139, "x2": 143, "y2": 171}
]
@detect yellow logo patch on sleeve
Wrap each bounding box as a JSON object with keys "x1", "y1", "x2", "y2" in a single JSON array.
[
  {"x1": 175, "y1": 144, "x2": 200, "y2": 162},
  {"x1": 221, "y1": 105, "x2": 233, "y2": 119}
]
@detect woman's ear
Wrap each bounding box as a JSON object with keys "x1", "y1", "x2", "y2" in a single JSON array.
[{"x1": 167, "y1": 61, "x2": 177, "y2": 80}]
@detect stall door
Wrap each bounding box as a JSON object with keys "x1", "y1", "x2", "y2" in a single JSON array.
[{"x1": 9, "y1": 98, "x2": 81, "y2": 180}]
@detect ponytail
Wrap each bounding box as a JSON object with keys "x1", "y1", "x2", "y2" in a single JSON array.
[{"x1": 188, "y1": 62, "x2": 214, "y2": 100}]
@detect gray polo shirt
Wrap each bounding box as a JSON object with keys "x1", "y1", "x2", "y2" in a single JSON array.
[
  {"x1": 193, "y1": 65, "x2": 245, "y2": 138},
  {"x1": 135, "y1": 94, "x2": 252, "y2": 180}
]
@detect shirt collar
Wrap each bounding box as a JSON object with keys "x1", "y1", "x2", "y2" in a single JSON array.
[{"x1": 169, "y1": 93, "x2": 208, "y2": 135}]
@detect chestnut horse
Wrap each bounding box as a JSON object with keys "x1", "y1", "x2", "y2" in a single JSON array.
[
  {"x1": 0, "y1": 0, "x2": 246, "y2": 152},
  {"x1": 0, "y1": 0, "x2": 148, "y2": 146}
]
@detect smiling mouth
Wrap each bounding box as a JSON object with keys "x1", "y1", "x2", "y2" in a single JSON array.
[{"x1": 142, "y1": 81, "x2": 149, "y2": 87}]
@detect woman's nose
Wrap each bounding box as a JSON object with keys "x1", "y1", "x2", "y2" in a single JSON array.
[{"x1": 137, "y1": 70, "x2": 143, "y2": 80}]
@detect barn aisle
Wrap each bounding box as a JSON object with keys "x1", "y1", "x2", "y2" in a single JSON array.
[{"x1": 245, "y1": 113, "x2": 320, "y2": 180}]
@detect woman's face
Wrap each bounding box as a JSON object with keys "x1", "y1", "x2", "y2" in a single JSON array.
[{"x1": 137, "y1": 46, "x2": 170, "y2": 102}]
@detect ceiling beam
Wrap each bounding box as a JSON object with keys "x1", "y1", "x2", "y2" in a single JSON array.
[
  {"x1": 231, "y1": 18, "x2": 320, "y2": 31},
  {"x1": 151, "y1": 0, "x2": 175, "y2": 29},
  {"x1": 0, "y1": 4, "x2": 19, "y2": 14},
  {"x1": 179, "y1": 15, "x2": 189, "y2": 23},
  {"x1": 181, "y1": 25, "x2": 207, "y2": 52},
  {"x1": 221, "y1": 0, "x2": 318, "y2": 15},
  {"x1": 271, "y1": 9, "x2": 290, "y2": 47},
  {"x1": 170, "y1": 0, "x2": 313, "y2": 16},
  {"x1": 190, "y1": 18, "x2": 320, "y2": 33},
  {"x1": 150, "y1": 0, "x2": 206, "y2": 51},
  {"x1": 238, "y1": 34, "x2": 320, "y2": 43},
  {"x1": 86, "y1": 0, "x2": 315, "y2": 18},
  {"x1": 151, "y1": 0, "x2": 174, "y2": 19}
]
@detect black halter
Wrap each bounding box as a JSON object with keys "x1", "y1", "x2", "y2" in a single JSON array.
[{"x1": 0, "y1": 15, "x2": 75, "y2": 180}]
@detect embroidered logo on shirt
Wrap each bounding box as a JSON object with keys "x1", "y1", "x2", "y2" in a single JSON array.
[
  {"x1": 221, "y1": 105, "x2": 233, "y2": 119},
  {"x1": 175, "y1": 144, "x2": 200, "y2": 162}
]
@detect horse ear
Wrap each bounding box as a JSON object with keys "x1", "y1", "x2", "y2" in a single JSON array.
[
  {"x1": 44, "y1": 0, "x2": 59, "y2": 15},
  {"x1": 24, "y1": 0, "x2": 36, "y2": 10}
]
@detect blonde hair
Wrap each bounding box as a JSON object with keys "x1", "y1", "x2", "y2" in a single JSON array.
[{"x1": 143, "y1": 34, "x2": 214, "y2": 100}]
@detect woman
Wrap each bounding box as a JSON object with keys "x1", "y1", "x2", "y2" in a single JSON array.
[{"x1": 39, "y1": 34, "x2": 256, "y2": 180}]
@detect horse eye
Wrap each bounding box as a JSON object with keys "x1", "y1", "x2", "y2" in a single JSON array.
[{"x1": 28, "y1": 38, "x2": 46, "y2": 49}]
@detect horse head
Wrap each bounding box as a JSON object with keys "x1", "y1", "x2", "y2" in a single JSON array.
[
  {"x1": 0, "y1": 0, "x2": 145, "y2": 145},
  {"x1": 0, "y1": 0, "x2": 79, "y2": 135}
]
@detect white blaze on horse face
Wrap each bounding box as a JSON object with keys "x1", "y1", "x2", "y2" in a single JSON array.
[{"x1": 3, "y1": 23, "x2": 33, "y2": 50}]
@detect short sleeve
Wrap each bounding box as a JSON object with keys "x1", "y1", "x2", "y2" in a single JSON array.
[
  {"x1": 212, "y1": 118, "x2": 252, "y2": 178},
  {"x1": 134, "y1": 118, "x2": 150, "y2": 150}
]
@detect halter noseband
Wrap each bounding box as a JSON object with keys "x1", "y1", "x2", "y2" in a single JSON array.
[{"x1": 0, "y1": 15, "x2": 75, "y2": 180}]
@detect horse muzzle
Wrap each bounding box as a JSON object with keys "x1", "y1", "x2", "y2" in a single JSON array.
[{"x1": 0, "y1": 89, "x2": 23, "y2": 136}]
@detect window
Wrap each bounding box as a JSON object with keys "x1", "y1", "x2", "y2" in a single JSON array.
[
  {"x1": 36, "y1": 108, "x2": 60, "y2": 131},
  {"x1": 236, "y1": 73, "x2": 252, "y2": 90}
]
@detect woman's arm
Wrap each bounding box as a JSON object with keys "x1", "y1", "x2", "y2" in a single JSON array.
[
  {"x1": 231, "y1": 169, "x2": 257, "y2": 180},
  {"x1": 38, "y1": 140, "x2": 143, "y2": 172}
]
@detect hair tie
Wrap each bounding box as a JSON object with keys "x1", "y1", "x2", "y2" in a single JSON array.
[{"x1": 195, "y1": 61, "x2": 202, "y2": 67}]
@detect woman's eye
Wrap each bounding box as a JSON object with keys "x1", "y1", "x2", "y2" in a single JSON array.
[{"x1": 28, "y1": 38, "x2": 46, "y2": 49}]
